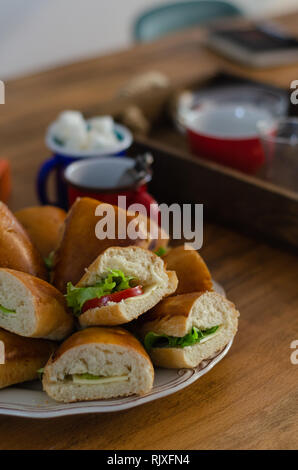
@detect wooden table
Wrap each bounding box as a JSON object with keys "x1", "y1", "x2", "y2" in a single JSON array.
[{"x1": 0, "y1": 13, "x2": 298, "y2": 450}]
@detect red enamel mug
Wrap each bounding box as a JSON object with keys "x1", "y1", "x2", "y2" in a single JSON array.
[
  {"x1": 64, "y1": 156, "x2": 158, "y2": 217},
  {"x1": 185, "y1": 103, "x2": 274, "y2": 174}
]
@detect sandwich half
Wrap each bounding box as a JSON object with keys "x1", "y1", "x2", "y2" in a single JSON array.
[
  {"x1": 66, "y1": 246, "x2": 178, "y2": 326},
  {"x1": 52, "y1": 197, "x2": 151, "y2": 293},
  {"x1": 163, "y1": 245, "x2": 213, "y2": 294},
  {"x1": 42, "y1": 327, "x2": 154, "y2": 402},
  {"x1": 0, "y1": 328, "x2": 56, "y2": 389},
  {"x1": 0, "y1": 268, "x2": 74, "y2": 340},
  {"x1": 15, "y1": 205, "x2": 66, "y2": 259},
  {"x1": 0, "y1": 202, "x2": 47, "y2": 280},
  {"x1": 139, "y1": 291, "x2": 239, "y2": 368}
]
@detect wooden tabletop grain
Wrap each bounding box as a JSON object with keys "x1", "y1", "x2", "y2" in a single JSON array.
[{"x1": 0, "y1": 13, "x2": 298, "y2": 450}]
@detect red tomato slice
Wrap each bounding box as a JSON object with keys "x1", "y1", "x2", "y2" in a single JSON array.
[{"x1": 82, "y1": 285, "x2": 143, "y2": 313}]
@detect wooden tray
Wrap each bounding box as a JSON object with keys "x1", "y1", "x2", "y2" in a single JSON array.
[{"x1": 129, "y1": 73, "x2": 298, "y2": 251}]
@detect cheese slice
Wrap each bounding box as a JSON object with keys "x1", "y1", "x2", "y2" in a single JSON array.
[
  {"x1": 72, "y1": 374, "x2": 129, "y2": 385},
  {"x1": 197, "y1": 328, "x2": 221, "y2": 344},
  {"x1": 122, "y1": 271, "x2": 165, "y2": 304},
  {"x1": 124, "y1": 283, "x2": 158, "y2": 303}
]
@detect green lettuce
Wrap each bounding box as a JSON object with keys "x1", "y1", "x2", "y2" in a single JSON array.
[
  {"x1": 66, "y1": 269, "x2": 134, "y2": 316},
  {"x1": 44, "y1": 251, "x2": 55, "y2": 271},
  {"x1": 37, "y1": 368, "x2": 44, "y2": 380},
  {"x1": 154, "y1": 247, "x2": 167, "y2": 257},
  {"x1": 0, "y1": 304, "x2": 16, "y2": 315},
  {"x1": 144, "y1": 325, "x2": 220, "y2": 350}
]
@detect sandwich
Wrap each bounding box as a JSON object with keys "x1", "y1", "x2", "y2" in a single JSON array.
[
  {"x1": 0, "y1": 268, "x2": 74, "y2": 340},
  {"x1": 52, "y1": 197, "x2": 151, "y2": 293},
  {"x1": 15, "y1": 205, "x2": 66, "y2": 260},
  {"x1": 0, "y1": 328, "x2": 56, "y2": 389},
  {"x1": 42, "y1": 327, "x2": 154, "y2": 402},
  {"x1": 163, "y1": 245, "x2": 213, "y2": 294},
  {"x1": 138, "y1": 291, "x2": 239, "y2": 368},
  {"x1": 0, "y1": 202, "x2": 47, "y2": 280},
  {"x1": 66, "y1": 246, "x2": 178, "y2": 327}
]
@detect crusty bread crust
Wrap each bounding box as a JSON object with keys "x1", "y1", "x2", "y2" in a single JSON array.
[
  {"x1": 139, "y1": 292, "x2": 203, "y2": 337},
  {"x1": 163, "y1": 245, "x2": 213, "y2": 295},
  {"x1": 0, "y1": 328, "x2": 56, "y2": 389},
  {"x1": 49, "y1": 327, "x2": 152, "y2": 364},
  {"x1": 52, "y1": 198, "x2": 151, "y2": 293},
  {"x1": 77, "y1": 246, "x2": 178, "y2": 326},
  {"x1": 0, "y1": 202, "x2": 47, "y2": 280},
  {"x1": 0, "y1": 268, "x2": 74, "y2": 340},
  {"x1": 15, "y1": 205, "x2": 66, "y2": 258}
]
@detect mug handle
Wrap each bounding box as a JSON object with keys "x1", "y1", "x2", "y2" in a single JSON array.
[
  {"x1": 37, "y1": 157, "x2": 59, "y2": 205},
  {"x1": 134, "y1": 191, "x2": 160, "y2": 225}
]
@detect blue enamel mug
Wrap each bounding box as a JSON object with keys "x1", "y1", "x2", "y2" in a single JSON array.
[{"x1": 37, "y1": 122, "x2": 133, "y2": 209}]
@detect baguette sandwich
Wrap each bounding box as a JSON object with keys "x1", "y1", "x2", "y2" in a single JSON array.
[
  {"x1": 66, "y1": 246, "x2": 178, "y2": 326},
  {"x1": 15, "y1": 205, "x2": 66, "y2": 259},
  {"x1": 0, "y1": 202, "x2": 47, "y2": 280},
  {"x1": 0, "y1": 328, "x2": 56, "y2": 389},
  {"x1": 0, "y1": 268, "x2": 74, "y2": 340},
  {"x1": 52, "y1": 197, "x2": 151, "y2": 293},
  {"x1": 42, "y1": 327, "x2": 154, "y2": 402},
  {"x1": 163, "y1": 245, "x2": 213, "y2": 294},
  {"x1": 139, "y1": 292, "x2": 239, "y2": 368}
]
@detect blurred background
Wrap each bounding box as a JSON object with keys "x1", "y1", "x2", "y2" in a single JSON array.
[{"x1": 1, "y1": 0, "x2": 298, "y2": 80}]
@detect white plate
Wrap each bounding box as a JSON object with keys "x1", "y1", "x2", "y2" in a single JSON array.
[{"x1": 0, "y1": 281, "x2": 232, "y2": 419}]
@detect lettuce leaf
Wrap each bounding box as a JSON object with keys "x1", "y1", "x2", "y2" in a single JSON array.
[
  {"x1": 37, "y1": 368, "x2": 44, "y2": 380},
  {"x1": 0, "y1": 304, "x2": 16, "y2": 315},
  {"x1": 144, "y1": 325, "x2": 220, "y2": 350},
  {"x1": 44, "y1": 251, "x2": 55, "y2": 271},
  {"x1": 66, "y1": 269, "x2": 134, "y2": 316},
  {"x1": 154, "y1": 247, "x2": 167, "y2": 257}
]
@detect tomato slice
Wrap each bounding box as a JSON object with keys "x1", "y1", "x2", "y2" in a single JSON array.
[{"x1": 82, "y1": 285, "x2": 144, "y2": 313}]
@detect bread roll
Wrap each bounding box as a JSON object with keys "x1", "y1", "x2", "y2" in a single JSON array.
[
  {"x1": 163, "y1": 245, "x2": 213, "y2": 294},
  {"x1": 139, "y1": 292, "x2": 239, "y2": 368},
  {"x1": 0, "y1": 202, "x2": 47, "y2": 280},
  {"x1": 15, "y1": 205, "x2": 66, "y2": 258},
  {"x1": 42, "y1": 327, "x2": 154, "y2": 402},
  {"x1": 0, "y1": 328, "x2": 56, "y2": 389},
  {"x1": 0, "y1": 268, "x2": 74, "y2": 340},
  {"x1": 52, "y1": 197, "x2": 151, "y2": 293},
  {"x1": 73, "y1": 246, "x2": 177, "y2": 327}
]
